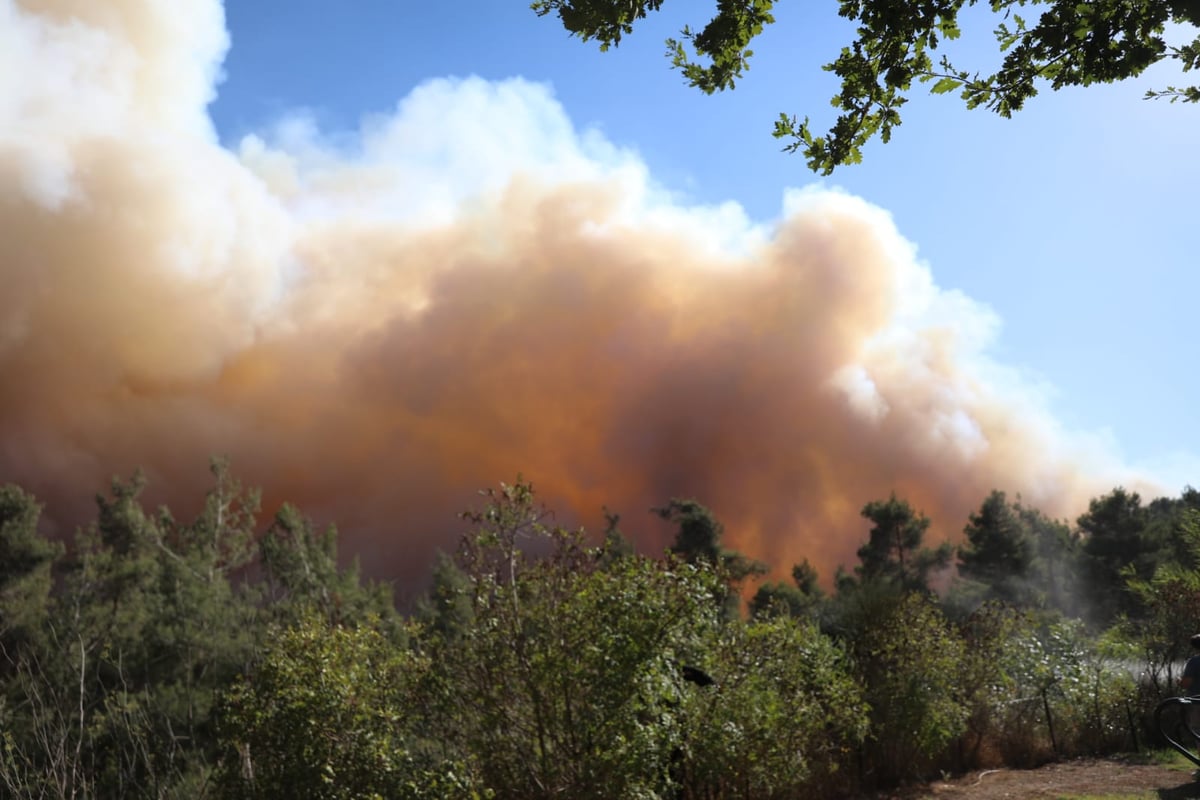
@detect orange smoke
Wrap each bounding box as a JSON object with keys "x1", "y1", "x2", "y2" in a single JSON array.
[{"x1": 0, "y1": 0, "x2": 1154, "y2": 591}]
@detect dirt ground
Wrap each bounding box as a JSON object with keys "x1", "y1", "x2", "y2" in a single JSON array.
[{"x1": 878, "y1": 756, "x2": 1200, "y2": 800}]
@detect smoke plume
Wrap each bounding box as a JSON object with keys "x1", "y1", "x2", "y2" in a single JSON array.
[{"x1": 0, "y1": 0, "x2": 1155, "y2": 590}]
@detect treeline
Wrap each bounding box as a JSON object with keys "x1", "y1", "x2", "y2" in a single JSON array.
[{"x1": 1, "y1": 461, "x2": 1199, "y2": 799}]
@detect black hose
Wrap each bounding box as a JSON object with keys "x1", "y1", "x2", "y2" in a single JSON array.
[{"x1": 1155, "y1": 696, "x2": 1200, "y2": 768}]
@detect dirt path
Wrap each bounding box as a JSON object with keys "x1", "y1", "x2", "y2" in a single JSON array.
[{"x1": 882, "y1": 757, "x2": 1200, "y2": 800}]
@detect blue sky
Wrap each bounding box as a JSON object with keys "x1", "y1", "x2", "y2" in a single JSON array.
[{"x1": 210, "y1": 0, "x2": 1199, "y2": 487}]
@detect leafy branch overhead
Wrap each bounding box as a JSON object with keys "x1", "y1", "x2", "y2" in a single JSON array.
[{"x1": 531, "y1": 0, "x2": 1200, "y2": 173}]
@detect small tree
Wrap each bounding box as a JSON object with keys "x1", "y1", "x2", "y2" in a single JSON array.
[
  {"x1": 0, "y1": 484, "x2": 61, "y2": 655},
  {"x1": 654, "y1": 498, "x2": 765, "y2": 617},
  {"x1": 750, "y1": 559, "x2": 826, "y2": 621},
  {"x1": 1078, "y1": 488, "x2": 1156, "y2": 626},
  {"x1": 259, "y1": 505, "x2": 396, "y2": 628},
  {"x1": 434, "y1": 480, "x2": 724, "y2": 799},
  {"x1": 1022, "y1": 505, "x2": 1082, "y2": 619},
  {"x1": 854, "y1": 493, "x2": 951, "y2": 593},
  {"x1": 957, "y1": 491, "x2": 1035, "y2": 607},
  {"x1": 1124, "y1": 507, "x2": 1200, "y2": 694},
  {"x1": 850, "y1": 593, "x2": 968, "y2": 783},
  {"x1": 954, "y1": 603, "x2": 1039, "y2": 768}
]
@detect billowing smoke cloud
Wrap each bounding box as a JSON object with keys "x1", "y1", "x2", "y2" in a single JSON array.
[{"x1": 0, "y1": 0, "x2": 1157, "y2": 590}]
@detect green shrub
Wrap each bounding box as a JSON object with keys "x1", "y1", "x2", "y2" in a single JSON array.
[
  {"x1": 216, "y1": 616, "x2": 480, "y2": 800},
  {"x1": 676, "y1": 615, "x2": 867, "y2": 799},
  {"x1": 985, "y1": 618, "x2": 1137, "y2": 765},
  {"x1": 429, "y1": 480, "x2": 724, "y2": 799},
  {"x1": 852, "y1": 591, "x2": 969, "y2": 783}
]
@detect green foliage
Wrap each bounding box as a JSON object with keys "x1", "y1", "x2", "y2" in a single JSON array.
[
  {"x1": 597, "y1": 506, "x2": 635, "y2": 566},
  {"x1": 40, "y1": 467, "x2": 270, "y2": 796},
  {"x1": 1123, "y1": 507, "x2": 1200, "y2": 694},
  {"x1": 654, "y1": 497, "x2": 765, "y2": 617},
  {"x1": 952, "y1": 604, "x2": 1134, "y2": 767},
  {"x1": 0, "y1": 472, "x2": 216, "y2": 798},
  {"x1": 0, "y1": 485, "x2": 61, "y2": 651},
  {"x1": 989, "y1": 618, "x2": 1137, "y2": 762},
  {"x1": 436, "y1": 479, "x2": 726, "y2": 799},
  {"x1": 955, "y1": 602, "x2": 1038, "y2": 766},
  {"x1": 534, "y1": 0, "x2": 1200, "y2": 172},
  {"x1": 749, "y1": 580, "x2": 815, "y2": 620},
  {"x1": 3, "y1": 466, "x2": 1192, "y2": 797},
  {"x1": 530, "y1": 0, "x2": 666, "y2": 50},
  {"x1": 1147, "y1": 488, "x2": 1200, "y2": 564},
  {"x1": 1047, "y1": 621, "x2": 1139, "y2": 753},
  {"x1": 1072, "y1": 486, "x2": 1200, "y2": 629},
  {"x1": 1022, "y1": 504, "x2": 1082, "y2": 619},
  {"x1": 949, "y1": 491, "x2": 1083, "y2": 619},
  {"x1": 260, "y1": 504, "x2": 396, "y2": 628},
  {"x1": 415, "y1": 552, "x2": 475, "y2": 641},
  {"x1": 750, "y1": 559, "x2": 826, "y2": 621},
  {"x1": 849, "y1": 592, "x2": 969, "y2": 782},
  {"x1": 666, "y1": 0, "x2": 777, "y2": 94},
  {"x1": 853, "y1": 492, "x2": 952, "y2": 593},
  {"x1": 217, "y1": 615, "x2": 478, "y2": 800},
  {"x1": 656, "y1": 497, "x2": 721, "y2": 565},
  {"x1": 0, "y1": 461, "x2": 402, "y2": 798},
  {"x1": 71, "y1": 472, "x2": 164, "y2": 660},
  {"x1": 677, "y1": 615, "x2": 867, "y2": 798},
  {"x1": 958, "y1": 491, "x2": 1035, "y2": 604},
  {"x1": 1078, "y1": 488, "x2": 1155, "y2": 625}
]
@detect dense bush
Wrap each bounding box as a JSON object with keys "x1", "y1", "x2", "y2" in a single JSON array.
[
  {"x1": 428, "y1": 481, "x2": 724, "y2": 799},
  {"x1": 217, "y1": 616, "x2": 480, "y2": 800},
  {"x1": 846, "y1": 591, "x2": 969, "y2": 784},
  {"x1": 972, "y1": 617, "x2": 1138, "y2": 766},
  {"x1": 1, "y1": 467, "x2": 1195, "y2": 799},
  {"x1": 677, "y1": 616, "x2": 867, "y2": 799}
]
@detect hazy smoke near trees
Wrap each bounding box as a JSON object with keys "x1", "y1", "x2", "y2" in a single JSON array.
[{"x1": 0, "y1": 0, "x2": 1157, "y2": 587}]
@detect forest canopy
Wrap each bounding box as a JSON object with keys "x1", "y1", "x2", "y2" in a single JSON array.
[{"x1": 1, "y1": 461, "x2": 1198, "y2": 798}]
